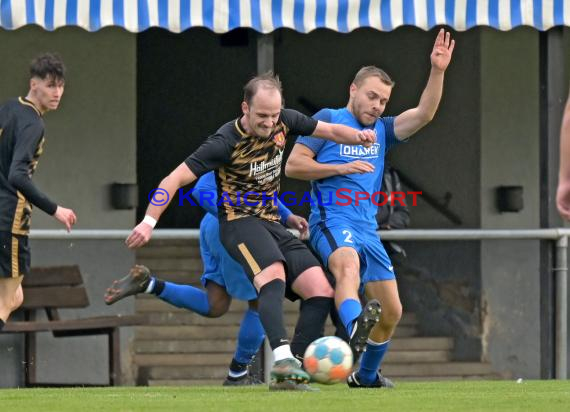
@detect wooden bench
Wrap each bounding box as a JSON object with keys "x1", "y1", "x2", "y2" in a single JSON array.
[{"x1": 0, "y1": 266, "x2": 147, "y2": 386}]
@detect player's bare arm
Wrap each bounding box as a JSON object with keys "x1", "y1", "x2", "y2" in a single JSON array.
[
  {"x1": 394, "y1": 28, "x2": 455, "y2": 140},
  {"x1": 126, "y1": 163, "x2": 197, "y2": 249},
  {"x1": 285, "y1": 143, "x2": 375, "y2": 181},
  {"x1": 557, "y1": 90, "x2": 570, "y2": 220},
  {"x1": 313, "y1": 120, "x2": 377, "y2": 147}
]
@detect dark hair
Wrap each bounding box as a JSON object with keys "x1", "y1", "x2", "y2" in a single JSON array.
[
  {"x1": 352, "y1": 66, "x2": 394, "y2": 88},
  {"x1": 243, "y1": 71, "x2": 283, "y2": 106},
  {"x1": 30, "y1": 53, "x2": 66, "y2": 82}
]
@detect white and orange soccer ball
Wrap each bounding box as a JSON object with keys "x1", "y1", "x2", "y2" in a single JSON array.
[{"x1": 303, "y1": 336, "x2": 354, "y2": 384}]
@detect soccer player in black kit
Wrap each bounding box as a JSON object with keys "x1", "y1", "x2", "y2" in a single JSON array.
[
  {"x1": 0, "y1": 53, "x2": 76, "y2": 331},
  {"x1": 125, "y1": 72, "x2": 376, "y2": 389}
]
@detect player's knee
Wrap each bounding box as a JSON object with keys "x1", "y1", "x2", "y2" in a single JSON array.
[
  {"x1": 333, "y1": 266, "x2": 360, "y2": 286},
  {"x1": 254, "y1": 261, "x2": 285, "y2": 288},
  {"x1": 292, "y1": 268, "x2": 334, "y2": 299},
  {"x1": 309, "y1": 282, "x2": 334, "y2": 298},
  {"x1": 207, "y1": 301, "x2": 230, "y2": 318},
  {"x1": 330, "y1": 254, "x2": 359, "y2": 281},
  {"x1": 206, "y1": 284, "x2": 232, "y2": 318},
  {"x1": 329, "y1": 248, "x2": 359, "y2": 279},
  {"x1": 12, "y1": 285, "x2": 24, "y2": 311},
  {"x1": 382, "y1": 301, "x2": 403, "y2": 328}
]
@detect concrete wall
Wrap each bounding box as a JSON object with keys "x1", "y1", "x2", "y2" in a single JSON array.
[
  {"x1": 0, "y1": 26, "x2": 137, "y2": 387},
  {"x1": 479, "y1": 27, "x2": 541, "y2": 378},
  {"x1": 29, "y1": 240, "x2": 136, "y2": 385}
]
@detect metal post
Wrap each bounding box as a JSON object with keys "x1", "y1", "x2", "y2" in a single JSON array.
[
  {"x1": 257, "y1": 34, "x2": 274, "y2": 74},
  {"x1": 555, "y1": 236, "x2": 568, "y2": 379},
  {"x1": 263, "y1": 339, "x2": 273, "y2": 383}
]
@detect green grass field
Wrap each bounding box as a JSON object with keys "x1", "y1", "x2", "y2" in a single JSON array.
[{"x1": 1, "y1": 381, "x2": 569, "y2": 412}]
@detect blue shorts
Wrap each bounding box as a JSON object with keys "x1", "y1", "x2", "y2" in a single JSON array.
[
  {"x1": 199, "y1": 214, "x2": 257, "y2": 301},
  {"x1": 309, "y1": 219, "x2": 395, "y2": 291}
]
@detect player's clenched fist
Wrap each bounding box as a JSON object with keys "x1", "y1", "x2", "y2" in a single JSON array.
[{"x1": 357, "y1": 129, "x2": 377, "y2": 147}]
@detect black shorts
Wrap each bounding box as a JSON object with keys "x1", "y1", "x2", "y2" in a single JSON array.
[
  {"x1": 0, "y1": 231, "x2": 30, "y2": 278},
  {"x1": 220, "y1": 216, "x2": 321, "y2": 300}
]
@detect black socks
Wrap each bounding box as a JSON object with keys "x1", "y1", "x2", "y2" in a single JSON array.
[
  {"x1": 291, "y1": 297, "x2": 334, "y2": 360},
  {"x1": 258, "y1": 279, "x2": 288, "y2": 350}
]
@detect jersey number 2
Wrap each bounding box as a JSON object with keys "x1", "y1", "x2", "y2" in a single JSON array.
[{"x1": 342, "y1": 230, "x2": 353, "y2": 244}]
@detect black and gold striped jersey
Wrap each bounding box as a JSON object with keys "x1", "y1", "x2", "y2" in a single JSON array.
[
  {"x1": 185, "y1": 109, "x2": 317, "y2": 222},
  {"x1": 0, "y1": 97, "x2": 57, "y2": 235}
]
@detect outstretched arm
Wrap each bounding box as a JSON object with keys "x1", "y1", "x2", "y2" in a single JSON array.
[
  {"x1": 312, "y1": 120, "x2": 376, "y2": 147},
  {"x1": 126, "y1": 163, "x2": 196, "y2": 248},
  {"x1": 557, "y1": 91, "x2": 570, "y2": 220},
  {"x1": 285, "y1": 143, "x2": 375, "y2": 181},
  {"x1": 394, "y1": 29, "x2": 455, "y2": 140},
  {"x1": 283, "y1": 108, "x2": 376, "y2": 147}
]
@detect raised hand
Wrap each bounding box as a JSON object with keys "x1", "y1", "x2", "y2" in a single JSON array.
[{"x1": 431, "y1": 29, "x2": 455, "y2": 72}]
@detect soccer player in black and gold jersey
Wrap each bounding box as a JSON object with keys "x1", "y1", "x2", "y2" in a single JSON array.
[
  {"x1": 0, "y1": 53, "x2": 77, "y2": 330},
  {"x1": 125, "y1": 72, "x2": 376, "y2": 389}
]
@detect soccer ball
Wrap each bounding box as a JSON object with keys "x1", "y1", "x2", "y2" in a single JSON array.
[{"x1": 303, "y1": 336, "x2": 353, "y2": 384}]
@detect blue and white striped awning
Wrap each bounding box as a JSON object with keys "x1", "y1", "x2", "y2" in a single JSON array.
[{"x1": 0, "y1": 0, "x2": 568, "y2": 33}]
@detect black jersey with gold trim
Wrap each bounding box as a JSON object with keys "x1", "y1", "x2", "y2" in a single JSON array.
[
  {"x1": 185, "y1": 108, "x2": 317, "y2": 222},
  {"x1": 0, "y1": 97, "x2": 57, "y2": 235}
]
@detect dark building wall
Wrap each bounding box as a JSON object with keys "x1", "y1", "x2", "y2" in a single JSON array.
[
  {"x1": 136, "y1": 28, "x2": 258, "y2": 228},
  {"x1": 275, "y1": 27, "x2": 481, "y2": 229}
]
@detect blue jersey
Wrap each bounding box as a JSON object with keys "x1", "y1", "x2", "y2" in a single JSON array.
[{"x1": 296, "y1": 108, "x2": 399, "y2": 227}]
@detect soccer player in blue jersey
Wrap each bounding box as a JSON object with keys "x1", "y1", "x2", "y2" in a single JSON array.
[{"x1": 286, "y1": 29, "x2": 455, "y2": 388}]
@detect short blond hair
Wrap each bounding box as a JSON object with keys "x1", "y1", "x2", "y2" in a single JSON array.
[{"x1": 352, "y1": 66, "x2": 394, "y2": 87}]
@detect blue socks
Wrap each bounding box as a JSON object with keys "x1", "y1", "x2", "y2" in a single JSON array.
[
  {"x1": 338, "y1": 298, "x2": 362, "y2": 337},
  {"x1": 359, "y1": 339, "x2": 390, "y2": 384},
  {"x1": 233, "y1": 309, "x2": 266, "y2": 365},
  {"x1": 157, "y1": 282, "x2": 210, "y2": 316}
]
